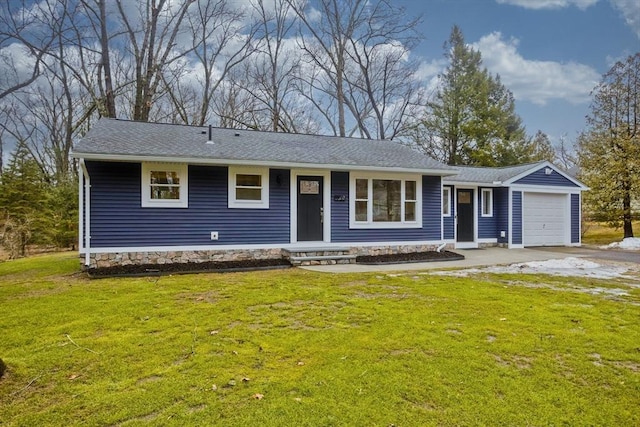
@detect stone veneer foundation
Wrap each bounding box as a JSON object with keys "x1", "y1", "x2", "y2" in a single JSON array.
[
  {"x1": 85, "y1": 243, "x2": 457, "y2": 270},
  {"x1": 87, "y1": 248, "x2": 283, "y2": 270}
]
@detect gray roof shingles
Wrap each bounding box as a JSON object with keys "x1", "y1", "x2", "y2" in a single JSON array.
[
  {"x1": 444, "y1": 162, "x2": 546, "y2": 184},
  {"x1": 73, "y1": 119, "x2": 454, "y2": 173}
]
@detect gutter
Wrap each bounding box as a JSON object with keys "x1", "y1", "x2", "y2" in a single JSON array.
[{"x1": 79, "y1": 159, "x2": 91, "y2": 266}]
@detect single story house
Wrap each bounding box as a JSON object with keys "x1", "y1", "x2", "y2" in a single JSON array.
[{"x1": 72, "y1": 119, "x2": 586, "y2": 269}]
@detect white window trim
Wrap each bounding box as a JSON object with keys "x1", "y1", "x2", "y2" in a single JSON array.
[
  {"x1": 481, "y1": 188, "x2": 493, "y2": 217},
  {"x1": 141, "y1": 162, "x2": 188, "y2": 208},
  {"x1": 349, "y1": 172, "x2": 422, "y2": 229},
  {"x1": 228, "y1": 166, "x2": 270, "y2": 209},
  {"x1": 443, "y1": 186, "x2": 451, "y2": 217}
]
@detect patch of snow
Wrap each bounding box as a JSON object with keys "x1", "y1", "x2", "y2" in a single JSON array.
[
  {"x1": 523, "y1": 257, "x2": 601, "y2": 270},
  {"x1": 603, "y1": 237, "x2": 640, "y2": 251},
  {"x1": 432, "y1": 257, "x2": 630, "y2": 280}
]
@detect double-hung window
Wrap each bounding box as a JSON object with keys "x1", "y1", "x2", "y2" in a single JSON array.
[
  {"x1": 350, "y1": 174, "x2": 421, "y2": 228},
  {"x1": 141, "y1": 163, "x2": 188, "y2": 208},
  {"x1": 228, "y1": 166, "x2": 269, "y2": 209},
  {"x1": 481, "y1": 188, "x2": 493, "y2": 217}
]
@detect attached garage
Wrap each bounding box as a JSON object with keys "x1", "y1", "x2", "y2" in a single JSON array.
[
  {"x1": 443, "y1": 161, "x2": 587, "y2": 249},
  {"x1": 522, "y1": 192, "x2": 568, "y2": 246}
]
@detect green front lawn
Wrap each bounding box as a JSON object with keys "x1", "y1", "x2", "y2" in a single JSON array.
[{"x1": 1, "y1": 253, "x2": 639, "y2": 426}]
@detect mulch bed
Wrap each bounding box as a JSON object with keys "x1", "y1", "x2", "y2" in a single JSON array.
[
  {"x1": 88, "y1": 250, "x2": 464, "y2": 277},
  {"x1": 88, "y1": 258, "x2": 292, "y2": 278},
  {"x1": 356, "y1": 250, "x2": 464, "y2": 265}
]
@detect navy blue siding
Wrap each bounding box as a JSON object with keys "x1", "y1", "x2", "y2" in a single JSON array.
[
  {"x1": 443, "y1": 186, "x2": 454, "y2": 240},
  {"x1": 331, "y1": 172, "x2": 441, "y2": 243},
  {"x1": 495, "y1": 187, "x2": 509, "y2": 244},
  {"x1": 478, "y1": 187, "x2": 497, "y2": 239},
  {"x1": 571, "y1": 193, "x2": 580, "y2": 244},
  {"x1": 422, "y1": 176, "x2": 443, "y2": 240},
  {"x1": 87, "y1": 161, "x2": 290, "y2": 247},
  {"x1": 512, "y1": 191, "x2": 522, "y2": 245},
  {"x1": 515, "y1": 167, "x2": 579, "y2": 187}
]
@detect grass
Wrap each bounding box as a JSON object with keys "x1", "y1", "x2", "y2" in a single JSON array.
[
  {"x1": 1, "y1": 253, "x2": 639, "y2": 426},
  {"x1": 582, "y1": 220, "x2": 640, "y2": 245}
]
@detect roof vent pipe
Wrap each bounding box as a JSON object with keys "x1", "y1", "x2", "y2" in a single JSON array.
[{"x1": 206, "y1": 125, "x2": 214, "y2": 144}]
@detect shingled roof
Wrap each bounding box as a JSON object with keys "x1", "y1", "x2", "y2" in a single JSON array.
[
  {"x1": 443, "y1": 162, "x2": 547, "y2": 184},
  {"x1": 73, "y1": 119, "x2": 455, "y2": 175}
]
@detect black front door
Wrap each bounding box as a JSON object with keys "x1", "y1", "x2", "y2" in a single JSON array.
[
  {"x1": 297, "y1": 176, "x2": 323, "y2": 241},
  {"x1": 456, "y1": 189, "x2": 474, "y2": 242}
]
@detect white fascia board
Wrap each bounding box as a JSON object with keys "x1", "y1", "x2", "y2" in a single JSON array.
[
  {"x1": 503, "y1": 161, "x2": 588, "y2": 190},
  {"x1": 72, "y1": 153, "x2": 456, "y2": 176},
  {"x1": 510, "y1": 185, "x2": 583, "y2": 194},
  {"x1": 442, "y1": 180, "x2": 504, "y2": 187}
]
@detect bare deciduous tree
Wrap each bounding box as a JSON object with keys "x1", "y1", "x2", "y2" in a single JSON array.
[
  {"x1": 0, "y1": 0, "x2": 57, "y2": 100},
  {"x1": 247, "y1": 0, "x2": 309, "y2": 132},
  {"x1": 343, "y1": 0, "x2": 422, "y2": 139},
  {"x1": 287, "y1": 0, "x2": 421, "y2": 139},
  {"x1": 115, "y1": 0, "x2": 197, "y2": 122}
]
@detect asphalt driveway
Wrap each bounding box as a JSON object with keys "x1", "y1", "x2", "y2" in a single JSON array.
[
  {"x1": 302, "y1": 246, "x2": 639, "y2": 273},
  {"x1": 533, "y1": 246, "x2": 639, "y2": 264}
]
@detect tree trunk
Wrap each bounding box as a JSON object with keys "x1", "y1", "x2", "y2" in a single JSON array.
[
  {"x1": 622, "y1": 185, "x2": 634, "y2": 238},
  {"x1": 99, "y1": 0, "x2": 116, "y2": 118}
]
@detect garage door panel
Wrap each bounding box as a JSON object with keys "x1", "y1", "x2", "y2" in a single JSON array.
[{"x1": 523, "y1": 193, "x2": 567, "y2": 246}]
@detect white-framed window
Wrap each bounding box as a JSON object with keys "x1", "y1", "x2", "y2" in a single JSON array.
[
  {"x1": 228, "y1": 166, "x2": 269, "y2": 209},
  {"x1": 481, "y1": 188, "x2": 493, "y2": 217},
  {"x1": 350, "y1": 173, "x2": 422, "y2": 228},
  {"x1": 141, "y1": 162, "x2": 188, "y2": 208},
  {"x1": 442, "y1": 186, "x2": 451, "y2": 217}
]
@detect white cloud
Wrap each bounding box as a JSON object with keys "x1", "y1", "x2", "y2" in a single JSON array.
[
  {"x1": 497, "y1": 0, "x2": 640, "y2": 37},
  {"x1": 495, "y1": 0, "x2": 598, "y2": 9},
  {"x1": 610, "y1": 0, "x2": 640, "y2": 37},
  {"x1": 472, "y1": 32, "x2": 600, "y2": 105}
]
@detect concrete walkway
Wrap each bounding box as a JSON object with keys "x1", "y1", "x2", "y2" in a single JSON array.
[{"x1": 301, "y1": 247, "x2": 591, "y2": 273}]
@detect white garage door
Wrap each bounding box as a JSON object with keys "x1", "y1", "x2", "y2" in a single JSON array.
[{"x1": 523, "y1": 193, "x2": 567, "y2": 246}]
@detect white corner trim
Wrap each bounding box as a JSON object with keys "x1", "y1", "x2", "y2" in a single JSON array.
[{"x1": 79, "y1": 159, "x2": 91, "y2": 266}]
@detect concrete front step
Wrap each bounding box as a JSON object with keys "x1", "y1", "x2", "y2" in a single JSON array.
[{"x1": 283, "y1": 247, "x2": 357, "y2": 266}]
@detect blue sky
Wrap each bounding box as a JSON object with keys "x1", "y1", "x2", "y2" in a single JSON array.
[{"x1": 398, "y1": 0, "x2": 639, "y2": 147}]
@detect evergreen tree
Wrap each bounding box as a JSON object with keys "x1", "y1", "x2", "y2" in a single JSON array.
[
  {"x1": 0, "y1": 145, "x2": 49, "y2": 257},
  {"x1": 579, "y1": 53, "x2": 639, "y2": 238},
  {"x1": 45, "y1": 177, "x2": 78, "y2": 250},
  {"x1": 517, "y1": 130, "x2": 557, "y2": 165},
  {"x1": 417, "y1": 25, "x2": 529, "y2": 166}
]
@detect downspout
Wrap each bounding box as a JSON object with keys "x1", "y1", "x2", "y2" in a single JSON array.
[{"x1": 79, "y1": 159, "x2": 91, "y2": 266}]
